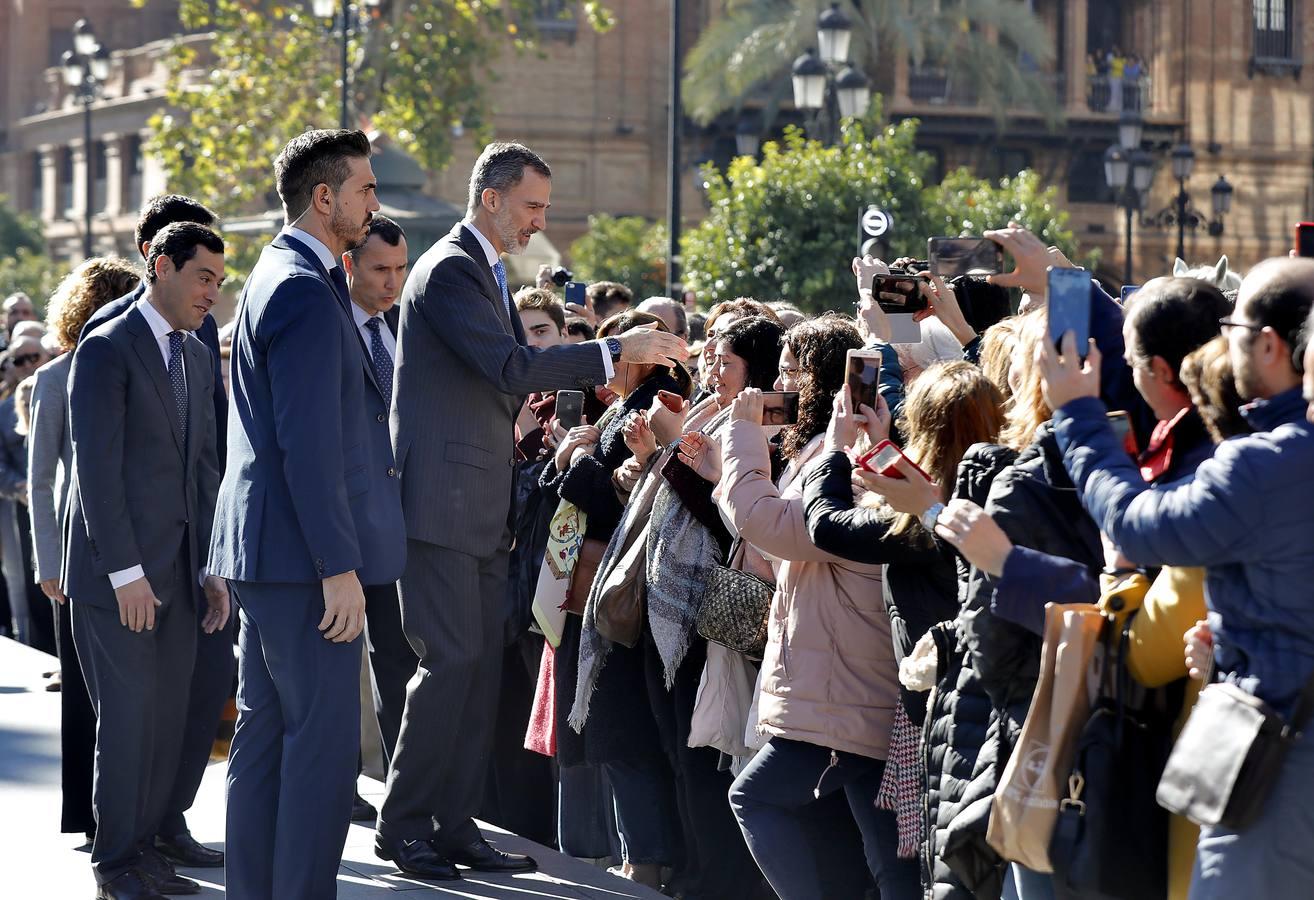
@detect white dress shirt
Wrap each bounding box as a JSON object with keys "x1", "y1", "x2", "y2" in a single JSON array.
[
  {"x1": 284, "y1": 226, "x2": 339, "y2": 274},
  {"x1": 462, "y1": 220, "x2": 614, "y2": 381},
  {"x1": 352, "y1": 301, "x2": 396, "y2": 363},
  {"x1": 108, "y1": 298, "x2": 190, "y2": 590}
]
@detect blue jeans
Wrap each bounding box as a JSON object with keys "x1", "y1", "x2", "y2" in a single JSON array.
[
  {"x1": 729, "y1": 737, "x2": 920, "y2": 900},
  {"x1": 1190, "y1": 726, "x2": 1314, "y2": 898}
]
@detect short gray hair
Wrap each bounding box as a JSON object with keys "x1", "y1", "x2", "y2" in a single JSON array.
[{"x1": 466, "y1": 142, "x2": 551, "y2": 218}]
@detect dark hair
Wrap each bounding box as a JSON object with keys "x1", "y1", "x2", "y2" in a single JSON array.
[
  {"x1": 466, "y1": 141, "x2": 551, "y2": 218},
  {"x1": 717, "y1": 315, "x2": 785, "y2": 393},
  {"x1": 950, "y1": 276, "x2": 1012, "y2": 335},
  {"x1": 274, "y1": 129, "x2": 373, "y2": 219},
  {"x1": 587, "y1": 281, "x2": 634, "y2": 320},
  {"x1": 514, "y1": 286, "x2": 566, "y2": 332},
  {"x1": 348, "y1": 213, "x2": 405, "y2": 259},
  {"x1": 1244, "y1": 262, "x2": 1314, "y2": 372},
  {"x1": 144, "y1": 222, "x2": 225, "y2": 284},
  {"x1": 135, "y1": 195, "x2": 216, "y2": 258},
  {"x1": 596, "y1": 310, "x2": 694, "y2": 398},
  {"x1": 1125, "y1": 277, "x2": 1232, "y2": 386},
  {"x1": 565, "y1": 317, "x2": 596, "y2": 341},
  {"x1": 780, "y1": 313, "x2": 863, "y2": 460},
  {"x1": 687, "y1": 311, "x2": 707, "y2": 343}
]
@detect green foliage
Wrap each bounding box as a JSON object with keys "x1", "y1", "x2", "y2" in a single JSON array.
[
  {"x1": 144, "y1": 0, "x2": 612, "y2": 217},
  {"x1": 681, "y1": 116, "x2": 939, "y2": 311},
  {"x1": 569, "y1": 214, "x2": 668, "y2": 301},
  {"x1": 0, "y1": 197, "x2": 64, "y2": 306},
  {"x1": 680, "y1": 119, "x2": 1091, "y2": 312}
]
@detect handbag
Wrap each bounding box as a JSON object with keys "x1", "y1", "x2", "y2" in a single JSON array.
[
  {"x1": 565, "y1": 537, "x2": 607, "y2": 615},
  {"x1": 1048, "y1": 611, "x2": 1174, "y2": 900},
  {"x1": 592, "y1": 520, "x2": 648, "y2": 647},
  {"x1": 1155, "y1": 663, "x2": 1314, "y2": 830},
  {"x1": 696, "y1": 538, "x2": 773, "y2": 657}
]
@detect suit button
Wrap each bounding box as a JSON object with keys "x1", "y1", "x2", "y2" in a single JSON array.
[
  {"x1": 386, "y1": 467, "x2": 396, "y2": 477},
  {"x1": 377, "y1": 413, "x2": 385, "y2": 423}
]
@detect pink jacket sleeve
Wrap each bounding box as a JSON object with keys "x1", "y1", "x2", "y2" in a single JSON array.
[{"x1": 717, "y1": 420, "x2": 846, "y2": 565}]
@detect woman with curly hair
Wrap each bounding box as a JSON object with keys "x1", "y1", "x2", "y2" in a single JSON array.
[{"x1": 28, "y1": 255, "x2": 139, "y2": 841}]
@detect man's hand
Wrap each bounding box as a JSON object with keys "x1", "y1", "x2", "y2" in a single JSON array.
[
  {"x1": 730, "y1": 388, "x2": 764, "y2": 425},
  {"x1": 115, "y1": 576, "x2": 161, "y2": 632},
  {"x1": 320, "y1": 570, "x2": 365, "y2": 643},
  {"x1": 853, "y1": 455, "x2": 942, "y2": 518},
  {"x1": 934, "y1": 499, "x2": 1014, "y2": 577},
  {"x1": 201, "y1": 575, "x2": 231, "y2": 634},
  {"x1": 1184, "y1": 620, "x2": 1213, "y2": 681},
  {"x1": 555, "y1": 425, "x2": 601, "y2": 471},
  {"x1": 40, "y1": 578, "x2": 66, "y2": 605},
  {"x1": 677, "y1": 432, "x2": 722, "y2": 483},
  {"x1": 985, "y1": 221, "x2": 1075, "y2": 295},
  {"x1": 616, "y1": 327, "x2": 688, "y2": 367},
  {"x1": 1039, "y1": 331, "x2": 1101, "y2": 411}
]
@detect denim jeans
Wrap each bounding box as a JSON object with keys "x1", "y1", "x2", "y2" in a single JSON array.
[
  {"x1": 729, "y1": 737, "x2": 920, "y2": 900},
  {"x1": 1190, "y1": 726, "x2": 1314, "y2": 898}
]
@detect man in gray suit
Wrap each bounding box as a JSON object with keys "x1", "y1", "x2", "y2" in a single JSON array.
[
  {"x1": 376, "y1": 142, "x2": 685, "y2": 880},
  {"x1": 65, "y1": 222, "x2": 228, "y2": 900}
]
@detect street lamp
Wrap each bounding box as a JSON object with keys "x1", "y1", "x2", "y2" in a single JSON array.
[
  {"x1": 310, "y1": 0, "x2": 382, "y2": 129},
  {"x1": 735, "y1": 113, "x2": 761, "y2": 158},
  {"x1": 1209, "y1": 176, "x2": 1234, "y2": 237},
  {"x1": 1140, "y1": 144, "x2": 1234, "y2": 259},
  {"x1": 1103, "y1": 109, "x2": 1161, "y2": 284},
  {"x1": 62, "y1": 19, "x2": 109, "y2": 259},
  {"x1": 789, "y1": 4, "x2": 871, "y2": 145}
]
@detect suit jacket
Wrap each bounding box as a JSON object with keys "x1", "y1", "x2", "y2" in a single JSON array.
[
  {"x1": 392, "y1": 222, "x2": 607, "y2": 556},
  {"x1": 27, "y1": 354, "x2": 73, "y2": 583},
  {"x1": 208, "y1": 233, "x2": 404, "y2": 585},
  {"x1": 83, "y1": 281, "x2": 229, "y2": 469},
  {"x1": 63, "y1": 305, "x2": 220, "y2": 610}
]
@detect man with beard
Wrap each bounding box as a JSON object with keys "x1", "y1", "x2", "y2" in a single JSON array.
[
  {"x1": 374, "y1": 142, "x2": 686, "y2": 880},
  {"x1": 209, "y1": 129, "x2": 405, "y2": 899}
]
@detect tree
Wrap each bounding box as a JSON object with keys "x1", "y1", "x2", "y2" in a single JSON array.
[
  {"x1": 0, "y1": 197, "x2": 65, "y2": 307},
  {"x1": 683, "y1": 0, "x2": 1058, "y2": 131},
  {"x1": 679, "y1": 116, "x2": 1090, "y2": 312},
  {"x1": 569, "y1": 215, "x2": 668, "y2": 301},
  {"x1": 144, "y1": 0, "x2": 614, "y2": 215}
]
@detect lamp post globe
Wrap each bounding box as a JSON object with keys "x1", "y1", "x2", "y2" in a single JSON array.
[{"x1": 817, "y1": 3, "x2": 853, "y2": 66}]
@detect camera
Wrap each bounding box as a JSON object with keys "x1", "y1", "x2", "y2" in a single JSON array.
[{"x1": 550, "y1": 266, "x2": 573, "y2": 288}]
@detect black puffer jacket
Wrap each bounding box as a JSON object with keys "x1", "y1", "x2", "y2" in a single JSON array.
[{"x1": 922, "y1": 443, "x2": 1014, "y2": 900}]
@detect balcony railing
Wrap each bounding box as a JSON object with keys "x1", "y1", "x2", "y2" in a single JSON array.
[
  {"x1": 1086, "y1": 74, "x2": 1150, "y2": 113},
  {"x1": 902, "y1": 62, "x2": 1154, "y2": 116}
]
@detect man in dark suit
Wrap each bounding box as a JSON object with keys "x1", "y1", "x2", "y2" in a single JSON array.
[
  {"x1": 340, "y1": 214, "x2": 414, "y2": 818},
  {"x1": 375, "y1": 141, "x2": 685, "y2": 880},
  {"x1": 80, "y1": 194, "x2": 232, "y2": 870},
  {"x1": 66, "y1": 222, "x2": 228, "y2": 900},
  {"x1": 209, "y1": 129, "x2": 405, "y2": 900}
]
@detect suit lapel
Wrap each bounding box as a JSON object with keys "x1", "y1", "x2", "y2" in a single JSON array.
[
  {"x1": 126, "y1": 307, "x2": 186, "y2": 461},
  {"x1": 455, "y1": 224, "x2": 517, "y2": 337}
]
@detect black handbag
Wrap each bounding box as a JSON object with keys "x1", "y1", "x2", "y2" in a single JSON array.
[
  {"x1": 1049, "y1": 612, "x2": 1175, "y2": 900},
  {"x1": 1156, "y1": 659, "x2": 1314, "y2": 831},
  {"x1": 696, "y1": 539, "x2": 773, "y2": 657}
]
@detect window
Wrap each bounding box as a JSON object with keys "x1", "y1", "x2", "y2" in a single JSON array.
[
  {"x1": 126, "y1": 136, "x2": 144, "y2": 212},
  {"x1": 534, "y1": 0, "x2": 576, "y2": 40},
  {"x1": 59, "y1": 147, "x2": 75, "y2": 219},
  {"x1": 31, "y1": 153, "x2": 45, "y2": 216},
  {"x1": 1067, "y1": 149, "x2": 1115, "y2": 204},
  {"x1": 93, "y1": 141, "x2": 108, "y2": 213},
  {"x1": 1252, "y1": 0, "x2": 1301, "y2": 75},
  {"x1": 993, "y1": 148, "x2": 1032, "y2": 181}
]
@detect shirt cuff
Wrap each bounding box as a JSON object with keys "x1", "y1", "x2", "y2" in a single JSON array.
[
  {"x1": 598, "y1": 342, "x2": 615, "y2": 383},
  {"x1": 198, "y1": 566, "x2": 209, "y2": 588},
  {"x1": 108, "y1": 565, "x2": 146, "y2": 590}
]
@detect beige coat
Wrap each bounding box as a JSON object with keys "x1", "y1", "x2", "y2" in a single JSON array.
[{"x1": 717, "y1": 420, "x2": 899, "y2": 760}]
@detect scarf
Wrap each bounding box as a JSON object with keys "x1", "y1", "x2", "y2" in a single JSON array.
[{"x1": 542, "y1": 405, "x2": 624, "y2": 585}]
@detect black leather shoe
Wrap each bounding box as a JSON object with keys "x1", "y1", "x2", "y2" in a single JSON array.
[
  {"x1": 95, "y1": 869, "x2": 168, "y2": 900},
  {"x1": 351, "y1": 793, "x2": 378, "y2": 823},
  {"x1": 155, "y1": 832, "x2": 224, "y2": 868},
  {"x1": 374, "y1": 835, "x2": 462, "y2": 881},
  {"x1": 137, "y1": 847, "x2": 201, "y2": 895},
  {"x1": 447, "y1": 838, "x2": 537, "y2": 873}
]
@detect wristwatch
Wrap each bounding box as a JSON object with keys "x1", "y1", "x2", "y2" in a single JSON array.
[
  {"x1": 920, "y1": 502, "x2": 946, "y2": 532},
  {"x1": 605, "y1": 336, "x2": 623, "y2": 363}
]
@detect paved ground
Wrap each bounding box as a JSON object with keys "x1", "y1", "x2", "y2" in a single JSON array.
[{"x1": 0, "y1": 637, "x2": 661, "y2": 899}]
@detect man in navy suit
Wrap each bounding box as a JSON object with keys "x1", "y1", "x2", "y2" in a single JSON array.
[
  {"x1": 79, "y1": 193, "x2": 232, "y2": 869},
  {"x1": 209, "y1": 129, "x2": 405, "y2": 900}
]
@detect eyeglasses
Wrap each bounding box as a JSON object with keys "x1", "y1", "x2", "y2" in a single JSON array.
[
  {"x1": 10, "y1": 353, "x2": 41, "y2": 367},
  {"x1": 1218, "y1": 318, "x2": 1264, "y2": 333}
]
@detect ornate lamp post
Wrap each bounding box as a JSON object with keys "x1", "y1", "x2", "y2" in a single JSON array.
[
  {"x1": 310, "y1": 0, "x2": 383, "y2": 129},
  {"x1": 62, "y1": 19, "x2": 111, "y2": 258},
  {"x1": 790, "y1": 4, "x2": 871, "y2": 145}
]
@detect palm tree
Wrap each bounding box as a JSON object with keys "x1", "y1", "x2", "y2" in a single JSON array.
[{"x1": 683, "y1": 0, "x2": 1060, "y2": 130}]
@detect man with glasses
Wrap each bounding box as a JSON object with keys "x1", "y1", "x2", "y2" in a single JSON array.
[{"x1": 1041, "y1": 256, "x2": 1314, "y2": 898}]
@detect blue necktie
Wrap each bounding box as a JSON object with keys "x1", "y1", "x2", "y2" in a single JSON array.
[
  {"x1": 492, "y1": 259, "x2": 512, "y2": 319},
  {"x1": 363, "y1": 317, "x2": 393, "y2": 405},
  {"x1": 167, "y1": 331, "x2": 188, "y2": 444}
]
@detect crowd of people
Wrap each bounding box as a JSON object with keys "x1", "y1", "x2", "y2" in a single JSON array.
[
  {"x1": 5, "y1": 129, "x2": 1314, "y2": 900},
  {"x1": 1087, "y1": 47, "x2": 1148, "y2": 112}
]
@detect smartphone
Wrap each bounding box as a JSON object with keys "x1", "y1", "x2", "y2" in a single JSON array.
[
  {"x1": 556, "y1": 390, "x2": 585, "y2": 430},
  {"x1": 856, "y1": 439, "x2": 931, "y2": 481},
  {"x1": 873, "y1": 272, "x2": 930, "y2": 314},
  {"x1": 1120, "y1": 285, "x2": 1141, "y2": 304},
  {"x1": 1296, "y1": 222, "x2": 1314, "y2": 258},
  {"x1": 759, "y1": 391, "x2": 800, "y2": 427},
  {"x1": 927, "y1": 237, "x2": 1004, "y2": 279},
  {"x1": 1046, "y1": 266, "x2": 1092, "y2": 352},
  {"x1": 564, "y1": 281, "x2": 587, "y2": 308},
  {"x1": 1106, "y1": 410, "x2": 1138, "y2": 455},
  {"x1": 845, "y1": 349, "x2": 882, "y2": 411}
]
